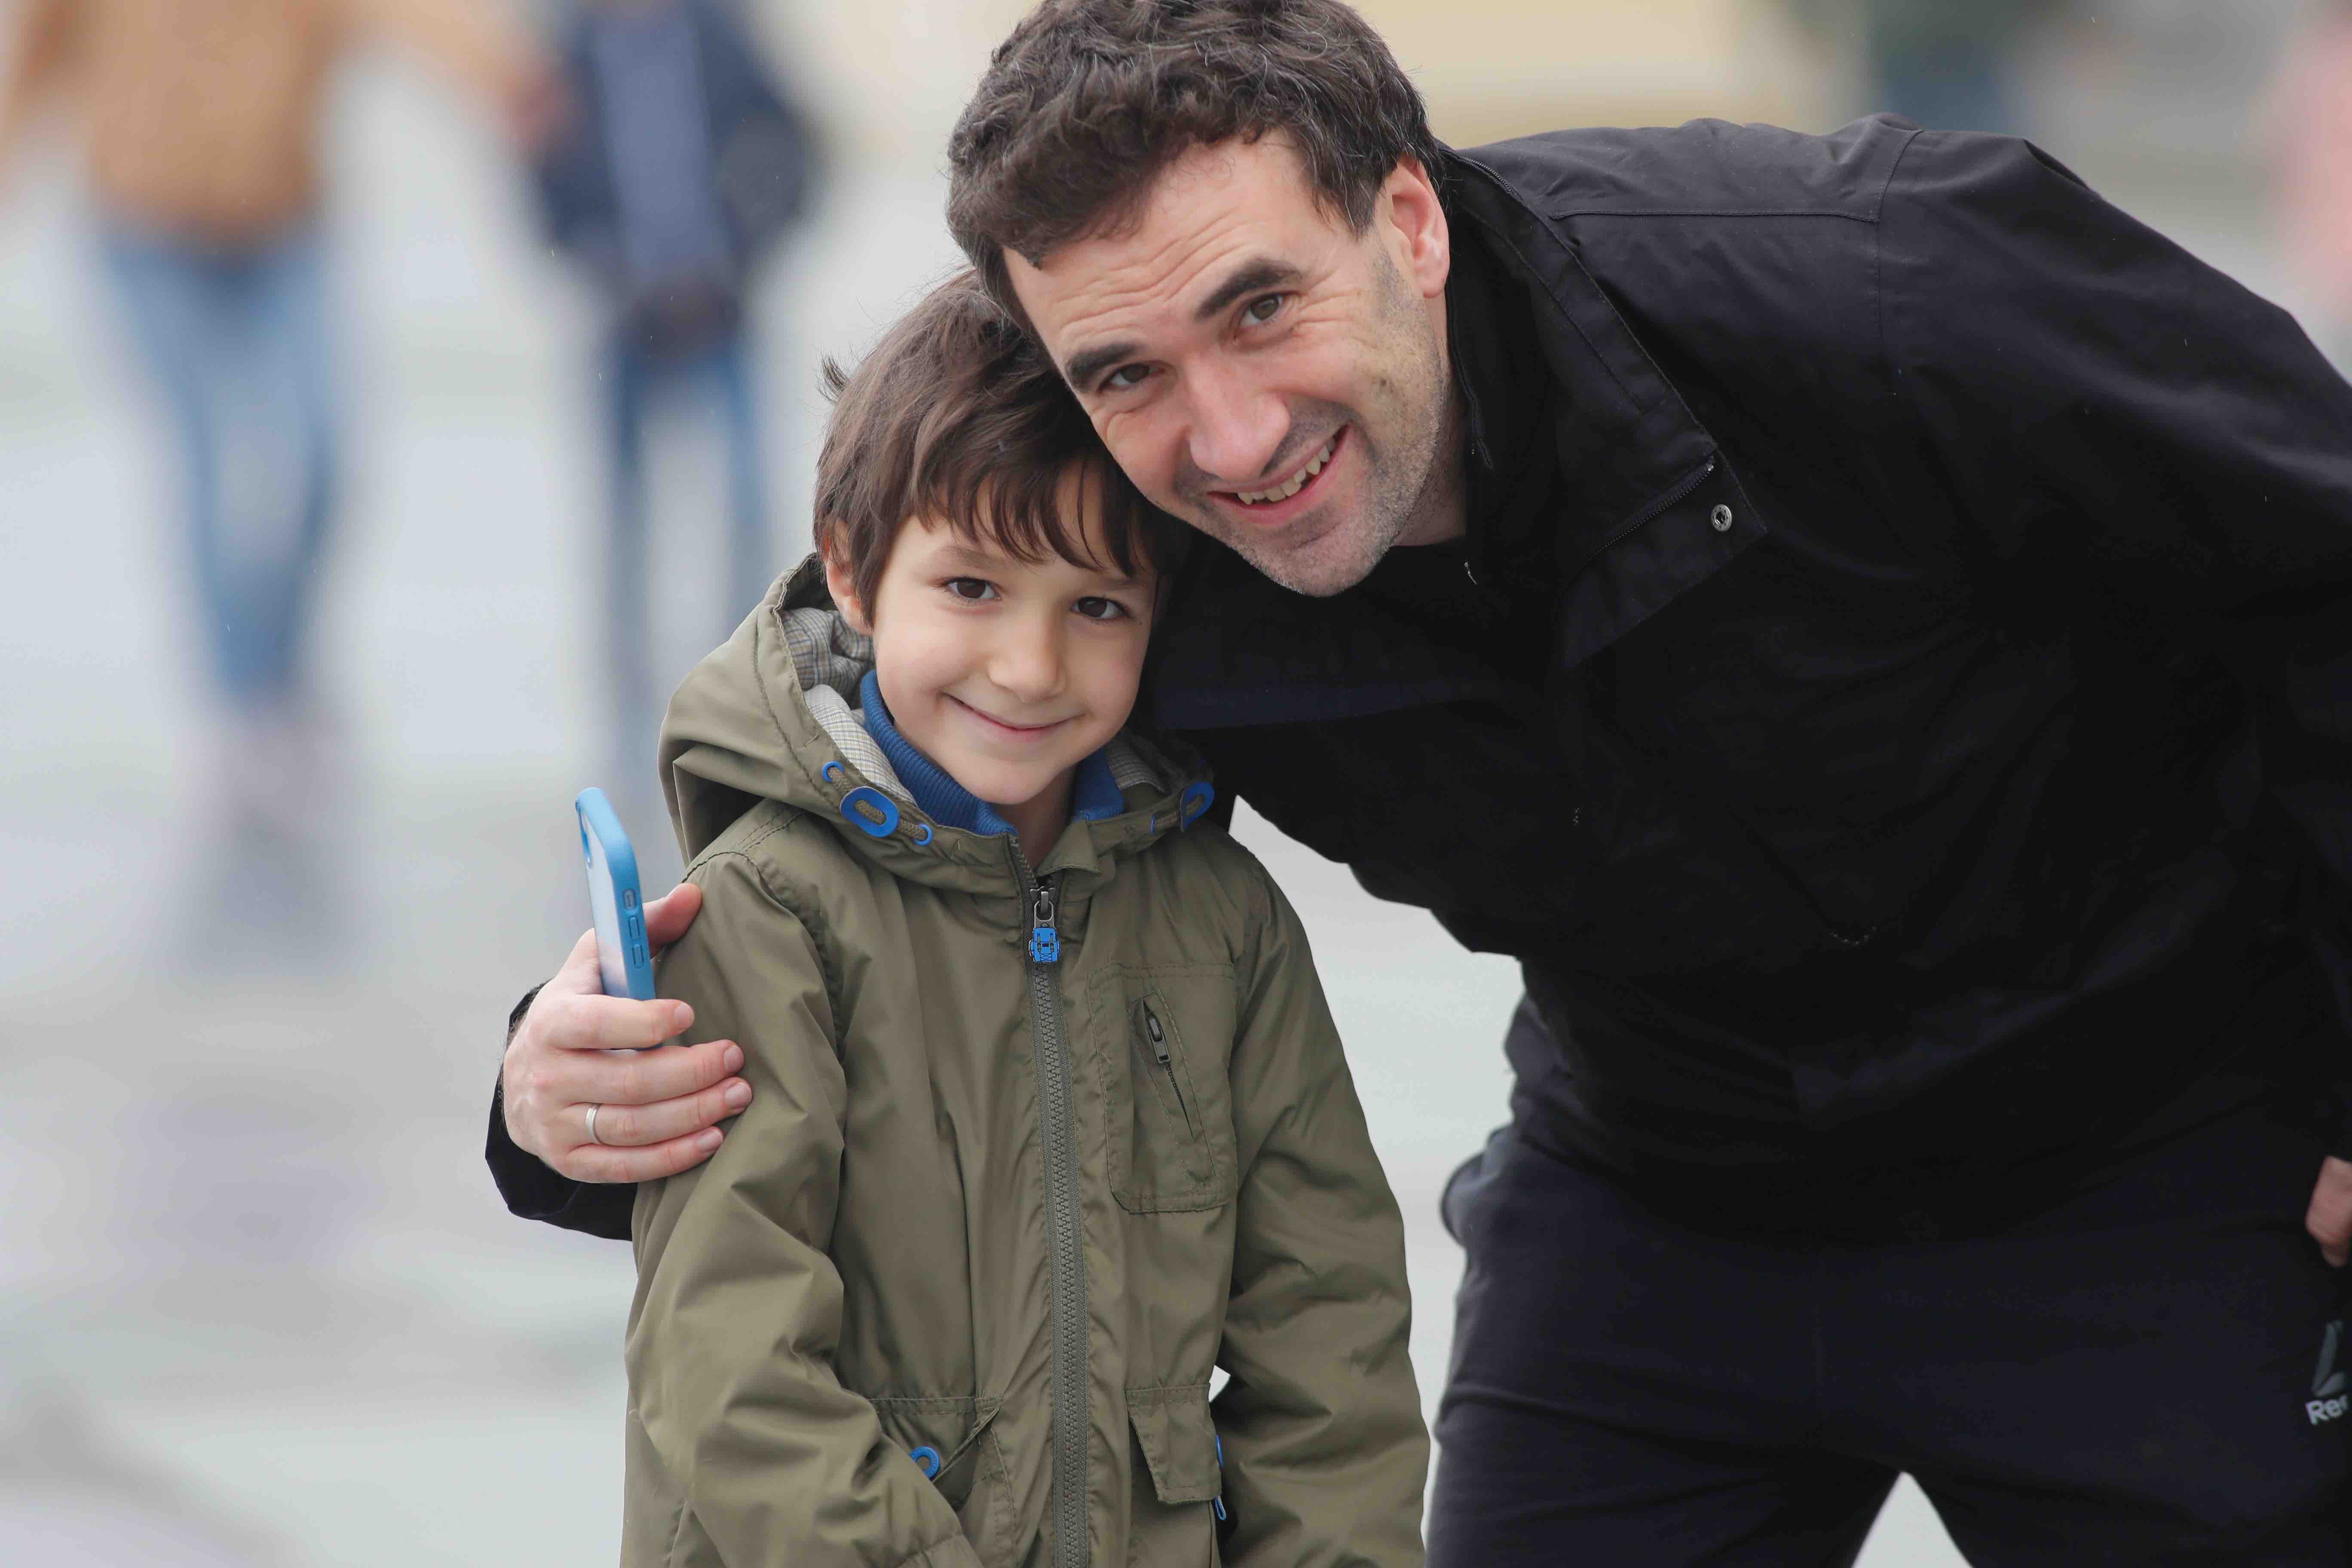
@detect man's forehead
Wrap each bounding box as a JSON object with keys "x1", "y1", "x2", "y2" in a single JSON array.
[{"x1": 1008, "y1": 139, "x2": 1334, "y2": 345}]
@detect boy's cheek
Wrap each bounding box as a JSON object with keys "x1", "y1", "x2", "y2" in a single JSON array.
[{"x1": 1089, "y1": 641, "x2": 1151, "y2": 730}]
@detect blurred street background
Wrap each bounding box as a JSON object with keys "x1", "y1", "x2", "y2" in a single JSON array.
[{"x1": 1, "y1": 0, "x2": 2345, "y2": 1561}]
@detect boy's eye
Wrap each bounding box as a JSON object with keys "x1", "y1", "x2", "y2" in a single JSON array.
[
  {"x1": 943, "y1": 577, "x2": 998, "y2": 601},
  {"x1": 1242, "y1": 293, "x2": 1285, "y2": 326},
  {"x1": 1101, "y1": 364, "x2": 1150, "y2": 392},
  {"x1": 1074, "y1": 596, "x2": 1130, "y2": 622}
]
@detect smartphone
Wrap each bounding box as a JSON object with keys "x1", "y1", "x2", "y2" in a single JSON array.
[{"x1": 576, "y1": 787, "x2": 658, "y2": 1001}]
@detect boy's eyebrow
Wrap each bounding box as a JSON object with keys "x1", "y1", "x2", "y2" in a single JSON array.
[
  {"x1": 1061, "y1": 257, "x2": 1304, "y2": 389},
  {"x1": 928, "y1": 538, "x2": 1144, "y2": 588}
]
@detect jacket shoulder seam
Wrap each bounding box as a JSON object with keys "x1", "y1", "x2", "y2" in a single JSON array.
[
  {"x1": 1548, "y1": 206, "x2": 1877, "y2": 225},
  {"x1": 695, "y1": 829, "x2": 845, "y2": 1025},
  {"x1": 1171, "y1": 828, "x2": 1283, "y2": 988},
  {"x1": 1447, "y1": 160, "x2": 1649, "y2": 419},
  {"x1": 1873, "y1": 126, "x2": 1931, "y2": 426},
  {"x1": 1868, "y1": 120, "x2": 1928, "y2": 224}
]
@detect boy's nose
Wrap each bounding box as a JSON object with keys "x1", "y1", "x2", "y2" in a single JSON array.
[{"x1": 989, "y1": 617, "x2": 1065, "y2": 704}]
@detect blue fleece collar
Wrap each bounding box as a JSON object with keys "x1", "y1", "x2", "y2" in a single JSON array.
[{"x1": 859, "y1": 672, "x2": 1127, "y2": 841}]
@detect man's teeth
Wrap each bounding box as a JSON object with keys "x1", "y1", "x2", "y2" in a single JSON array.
[{"x1": 1235, "y1": 436, "x2": 1336, "y2": 505}]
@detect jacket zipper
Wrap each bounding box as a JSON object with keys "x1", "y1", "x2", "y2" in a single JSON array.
[
  {"x1": 1016, "y1": 850, "x2": 1090, "y2": 1568},
  {"x1": 1141, "y1": 1002, "x2": 1196, "y2": 1140},
  {"x1": 1622, "y1": 453, "x2": 1718, "y2": 534}
]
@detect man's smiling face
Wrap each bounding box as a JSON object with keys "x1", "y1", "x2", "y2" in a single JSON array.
[{"x1": 1005, "y1": 136, "x2": 1464, "y2": 597}]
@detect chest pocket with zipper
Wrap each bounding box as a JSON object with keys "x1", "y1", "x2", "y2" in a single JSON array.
[{"x1": 1103, "y1": 966, "x2": 1240, "y2": 1214}]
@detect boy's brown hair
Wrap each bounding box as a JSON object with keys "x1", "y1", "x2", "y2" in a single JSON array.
[{"x1": 813, "y1": 270, "x2": 1182, "y2": 614}]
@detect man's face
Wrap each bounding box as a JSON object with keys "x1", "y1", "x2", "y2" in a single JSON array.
[{"x1": 1006, "y1": 138, "x2": 1461, "y2": 598}]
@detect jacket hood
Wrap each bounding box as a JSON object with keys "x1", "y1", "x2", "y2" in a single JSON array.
[{"x1": 658, "y1": 555, "x2": 1215, "y2": 894}]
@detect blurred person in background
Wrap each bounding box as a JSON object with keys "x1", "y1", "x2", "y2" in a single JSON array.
[
  {"x1": 2272, "y1": 0, "x2": 2352, "y2": 368},
  {"x1": 0, "y1": 0, "x2": 557, "y2": 946},
  {"x1": 1788, "y1": 0, "x2": 2068, "y2": 133},
  {"x1": 530, "y1": 0, "x2": 819, "y2": 818}
]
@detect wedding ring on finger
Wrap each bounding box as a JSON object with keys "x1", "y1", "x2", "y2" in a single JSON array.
[{"x1": 585, "y1": 1102, "x2": 607, "y2": 1145}]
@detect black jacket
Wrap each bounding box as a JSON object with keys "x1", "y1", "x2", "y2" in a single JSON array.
[{"x1": 492, "y1": 115, "x2": 2352, "y2": 1240}]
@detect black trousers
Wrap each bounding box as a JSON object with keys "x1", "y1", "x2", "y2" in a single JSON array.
[{"x1": 1430, "y1": 1096, "x2": 2352, "y2": 1565}]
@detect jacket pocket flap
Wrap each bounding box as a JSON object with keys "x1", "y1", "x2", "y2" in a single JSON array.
[{"x1": 1127, "y1": 1384, "x2": 1220, "y2": 1504}]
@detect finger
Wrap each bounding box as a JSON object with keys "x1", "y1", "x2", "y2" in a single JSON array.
[
  {"x1": 546, "y1": 989, "x2": 701, "y2": 1055},
  {"x1": 643, "y1": 880, "x2": 703, "y2": 952},
  {"x1": 2304, "y1": 1156, "x2": 2352, "y2": 1267},
  {"x1": 569, "y1": 1076, "x2": 752, "y2": 1149},
  {"x1": 535, "y1": 1034, "x2": 744, "y2": 1108},
  {"x1": 558, "y1": 1126, "x2": 728, "y2": 1184},
  {"x1": 548, "y1": 925, "x2": 604, "y2": 996}
]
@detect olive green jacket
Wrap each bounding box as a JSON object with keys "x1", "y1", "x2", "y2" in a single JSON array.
[{"x1": 624, "y1": 561, "x2": 1427, "y2": 1568}]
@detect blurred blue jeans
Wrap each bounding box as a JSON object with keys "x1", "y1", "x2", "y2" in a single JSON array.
[
  {"x1": 101, "y1": 225, "x2": 337, "y2": 710},
  {"x1": 602, "y1": 329, "x2": 770, "y2": 795}
]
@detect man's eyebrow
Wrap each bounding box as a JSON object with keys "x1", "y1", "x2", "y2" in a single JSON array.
[
  {"x1": 1065, "y1": 339, "x2": 1141, "y2": 391},
  {"x1": 1193, "y1": 257, "x2": 1302, "y2": 323}
]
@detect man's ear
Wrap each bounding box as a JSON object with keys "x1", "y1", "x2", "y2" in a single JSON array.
[
  {"x1": 821, "y1": 549, "x2": 873, "y2": 635},
  {"x1": 1384, "y1": 154, "x2": 1451, "y2": 301}
]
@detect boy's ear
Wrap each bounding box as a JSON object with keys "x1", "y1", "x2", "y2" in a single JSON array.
[{"x1": 822, "y1": 550, "x2": 873, "y2": 635}]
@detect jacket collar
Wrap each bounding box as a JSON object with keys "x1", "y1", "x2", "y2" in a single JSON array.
[
  {"x1": 1147, "y1": 141, "x2": 1740, "y2": 732},
  {"x1": 1439, "y1": 143, "x2": 1722, "y2": 576}
]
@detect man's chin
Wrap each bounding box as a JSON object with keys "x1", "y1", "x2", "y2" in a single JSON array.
[
  {"x1": 1200, "y1": 508, "x2": 1384, "y2": 598},
  {"x1": 1235, "y1": 528, "x2": 1387, "y2": 598}
]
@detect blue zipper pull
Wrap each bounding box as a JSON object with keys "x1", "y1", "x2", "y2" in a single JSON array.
[
  {"x1": 1211, "y1": 1431, "x2": 1232, "y2": 1534},
  {"x1": 1029, "y1": 878, "x2": 1060, "y2": 964}
]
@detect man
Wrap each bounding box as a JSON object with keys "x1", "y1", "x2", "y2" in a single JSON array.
[{"x1": 493, "y1": 0, "x2": 2352, "y2": 1559}]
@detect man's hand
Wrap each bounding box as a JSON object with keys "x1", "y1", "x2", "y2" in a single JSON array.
[
  {"x1": 501, "y1": 883, "x2": 751, "y2": 1184},
  {"x1": 2306, "y1": 1156, "x2": 2352, "y2": 1267}
]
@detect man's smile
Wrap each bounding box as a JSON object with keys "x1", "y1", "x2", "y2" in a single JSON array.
[{"x1": 1211, "y1": 425, "x2": 1348, "y2": 524}]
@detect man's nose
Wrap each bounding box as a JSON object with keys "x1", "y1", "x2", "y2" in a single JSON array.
[{"x1": 1183, "y1": 360, "x2": 1288, "y2": 488}]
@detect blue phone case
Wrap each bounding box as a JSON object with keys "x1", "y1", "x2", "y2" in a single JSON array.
[{"x1": 576, "y1": 787, "x2": 658, "y2": 1001}]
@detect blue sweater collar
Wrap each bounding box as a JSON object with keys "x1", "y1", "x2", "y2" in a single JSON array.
[{"x1": 858, "y1": 671, "x2": 1127, "y2": 841}]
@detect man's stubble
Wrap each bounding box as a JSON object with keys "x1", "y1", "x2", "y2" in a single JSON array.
[{"x1": 1198, "y1": 245, "x2": 1463, "y2": 598}]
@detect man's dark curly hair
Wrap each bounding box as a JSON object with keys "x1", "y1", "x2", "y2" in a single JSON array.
[{"x1": 946, "y1": 0, "x2": 1443, "y2": 321}]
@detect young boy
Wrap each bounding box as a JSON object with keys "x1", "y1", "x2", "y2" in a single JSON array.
[{"x1": 622, "y1": 273, "x2": 1429, "y2": 1568}]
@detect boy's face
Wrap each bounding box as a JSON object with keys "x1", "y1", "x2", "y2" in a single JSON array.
[{"x1": 827, "y1": 472, "x2": 1155, "y2": 827}]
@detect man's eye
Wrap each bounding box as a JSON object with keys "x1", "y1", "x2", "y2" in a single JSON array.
[
  {"x1": 1102, "y1": 364, "x2": 1150, "y2": 392},
  {"x1": 1074, "y1": 597, "x2": 1129, "y2": 622},
  {"x1": 1243, "y1": 294, "x2": 1284, "y2": 325},
  {"x1": 944, "y1": 577, "x2": 998, "y2": 601}
]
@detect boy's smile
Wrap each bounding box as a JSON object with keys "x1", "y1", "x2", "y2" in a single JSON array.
[
  {"x1": 948, "y1": 695, "x2": 1074, "y2": 741},
  {"x1": 824, "y1": 471, "x2": 1155, "y2": 855}
]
